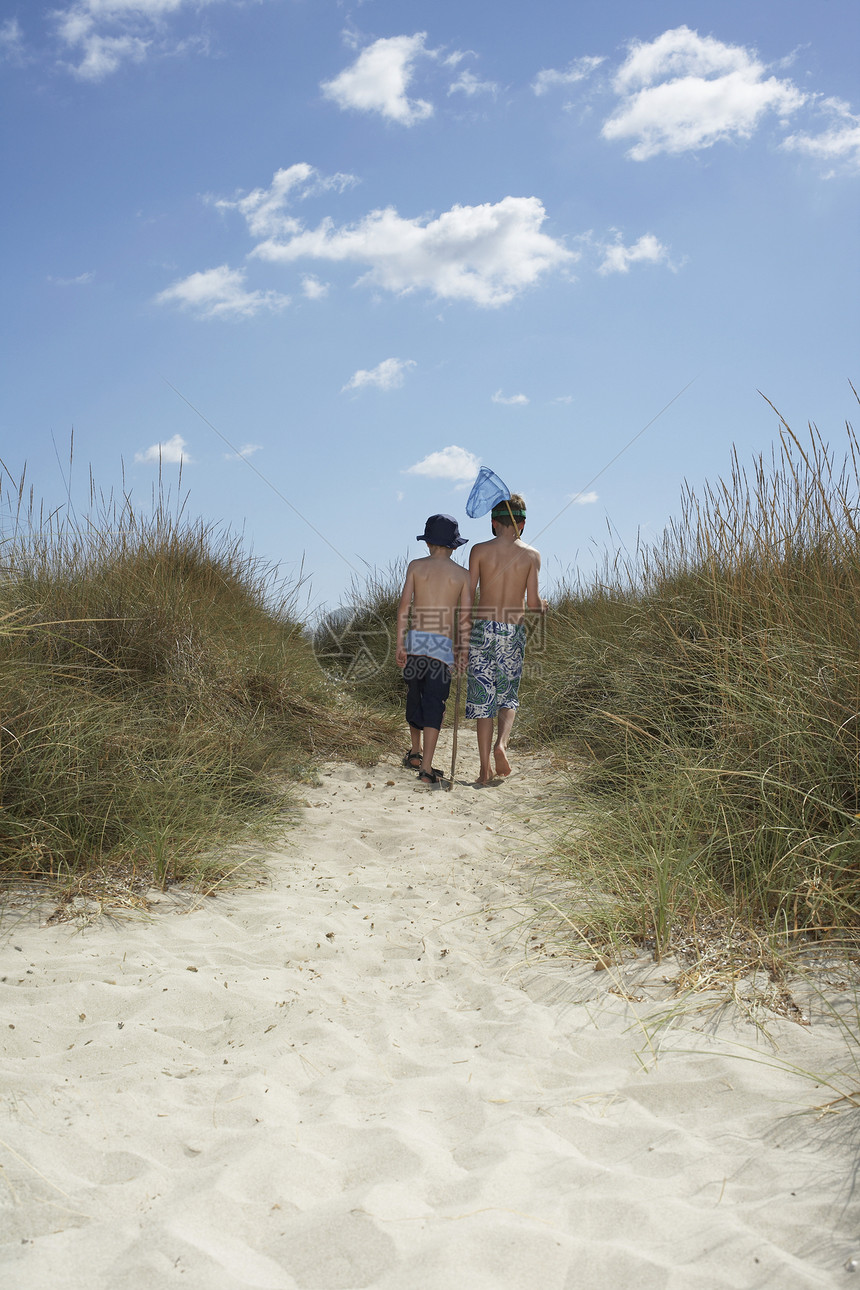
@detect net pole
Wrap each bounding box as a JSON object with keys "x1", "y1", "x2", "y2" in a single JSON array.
[{"x1": 449, "y1": 669, "x2": 462, "y2": 790}]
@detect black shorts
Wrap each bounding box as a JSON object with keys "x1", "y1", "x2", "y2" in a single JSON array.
[{"x1": 403, "y1": 654, "x2": 451, "y2": 731}]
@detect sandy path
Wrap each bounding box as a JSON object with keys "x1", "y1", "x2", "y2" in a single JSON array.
[{"x1": 1, "y1": 735, "x2": 857, "y2": 1288}]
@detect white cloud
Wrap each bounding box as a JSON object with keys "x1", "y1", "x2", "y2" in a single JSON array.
[
  {"x1": 553, "y1": 395, "x2": 574, "y2": 404},
  {"x1": 253, "y1": 195, "x2": 575, "y2": 307},
  {"x1": 598, "y1": 232, "x2": 673, "y2": 275},
  {"x1": 224, "y1": 443, "x2": 262, "y2": 460},
  {"x1": 614, "y1": 27, "x2": 750, "y2": 91},
  {"x1": 449, "y1": 70, "x2": 497, "y2": 98},
  {"x1": 405, "y1": 445, "x2": 480, "y2": 482},
  {"x1": 491, "y1": 390, "x2": 529, "y2": 406},
  {"x1": 602, "y1": 26, "x2": 806, "y2": 159},
  {"x1": 301, "y1": 274, "x2": 330, "y2": 300},
  {"x1": 48, "y1": 271, "x2": 95, "y2": 286},
  {"x1": 213, "y1": 164, "x2": 357, "y2": 239},
  {"x1": 442, "y1": 49, "x2": 468, "y2": 69},
  {"x1": 321, "y1": 33, "x2": 434, "y2": 125},
  {"x1": 0, "y1": 18, "x2": 26, "y2": 64},
  {"x1": 66, "y1": 0, "x2": 195, "y2": 13},
  {"x1": 532, "y1": 55, "x2": 604, "y2": 96},
  {"x1": 782, "y1": 98, "x2": 860, "y2": 173},
  {"x1": 64, "y1": 28, "x2": 149, "y2": 79},
  {"x1": 343, "y1": 357, "x2": 416, "y2": 393},
  {"x1": 51, "y1": 0, "x2": 254, "y2": 79},
  {"x1": 135, "y1": 433, "x2": 191, "y2": 465},
  {"x1": 53, "y1": 2, "x2": 171, "y2": 79},
  {"x1": 155, "y1": 264, "x2": 290, "y2": 319},
  {"x1": 571, "y1": 490, "x2": 599, "y2": 505},
  {"x1": 213, "y1": 164, "x2": 311, "y2": 239}
]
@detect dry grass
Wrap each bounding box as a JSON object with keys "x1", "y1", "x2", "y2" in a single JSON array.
[
  {"x1": 520, "y1": 397, "x2": 860, "y2": 991},
  {"x1": 0, "y1": 466, "x2": 397, "y2": 902}
]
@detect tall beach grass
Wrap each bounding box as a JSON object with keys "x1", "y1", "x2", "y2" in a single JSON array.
[
  {"x1": 0, "y1": 469, "x2": 396, "y2": 899},
  {"x1": 311, "y1": 563, "x2": 405, "y2": 712},
  {"x1": 523, "y1": 404, "x2": 860, "y2": 969}
]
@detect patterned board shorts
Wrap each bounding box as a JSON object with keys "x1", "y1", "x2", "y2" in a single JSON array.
[{"x1": 465, "y1": 620, "x2": 526, "y2": 719}]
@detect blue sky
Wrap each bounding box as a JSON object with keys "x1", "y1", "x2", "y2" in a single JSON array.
[{"x1": 2, "y1": 1, "x2": 858, "y2": 615}]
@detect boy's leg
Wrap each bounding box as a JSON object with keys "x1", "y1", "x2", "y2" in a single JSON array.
[
  {"x1": 419, "y1": 659, "x2": 451, "y2": 778},
  {"x1": 465, "y1": 621, "x2": 497, "y2": 784},
  {"x1": 475, "y1": 717, "x2": 495, "y2": 785},
  {"x1": 420, "y1": 725, "x2": 441, "y2": 775},
  {"x1": 493, "y1": 624, "x2": 526, "y2": 777},
  {"x1": 493, "y1": 707, "x2": 516, "y2": 777},
  {"x1": 404, "y1": 726, "x2": 422, "y2": 768},
  {"x1": 403, "y1": 657, "x2": 424, "y2": 766}
]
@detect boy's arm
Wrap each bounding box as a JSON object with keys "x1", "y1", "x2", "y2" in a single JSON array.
[
  {"x1": 468, "y1": 545, "x2": 481, "y2": 605},
  {"x1": 455, "y1": 572, "x2": 471, "y2": 673},
  {"x1": 525, "y1": 551, "x2": 547, "y2": 614},
  {"x1": 395, "y1": 565, "x2": 414, "y2": 668}
]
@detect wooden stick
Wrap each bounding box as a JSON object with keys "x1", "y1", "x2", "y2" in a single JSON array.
[{"x1": 449, "y1": 670, "x2": 462, "y2": 790}]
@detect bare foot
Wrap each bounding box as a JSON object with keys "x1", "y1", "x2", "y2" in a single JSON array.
[
  {"x1": 474, "y1": 769, "x2": 494, "y2": 787},
  {"x1": 494, "y1": 744, "x2": 511, "y2": 777}
]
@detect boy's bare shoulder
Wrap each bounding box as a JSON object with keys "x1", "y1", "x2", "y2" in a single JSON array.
[{"x1": 511, "y1": 540, "x2": 540, "y2": 562}]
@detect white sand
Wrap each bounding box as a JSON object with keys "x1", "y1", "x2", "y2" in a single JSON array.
[{"x1": 1, "y1": 735, "x2": 858, "y2": 1289}]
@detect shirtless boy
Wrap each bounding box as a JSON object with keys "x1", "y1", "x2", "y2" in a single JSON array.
[
  {"x1": 395, "y1": 514, "x2": 471, "y2": 785},
  {"x1": 466, "y1": 494, "x2": 547, "y2": 785}
]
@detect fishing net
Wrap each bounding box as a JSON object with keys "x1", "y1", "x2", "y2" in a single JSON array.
[{"x1": 465, "y1": 467, "x2": 511, "y2": 518}]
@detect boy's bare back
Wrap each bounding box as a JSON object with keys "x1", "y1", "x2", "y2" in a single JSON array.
[
  {"x1": 406, "y1": 555, "x2": 470, "y2": 636},
  {"x1": 395, "y1": 550, "x2": 471, "y2": 669},
  {"x1": 469, "y1": 537, "x2": 542, "y2": 623}
]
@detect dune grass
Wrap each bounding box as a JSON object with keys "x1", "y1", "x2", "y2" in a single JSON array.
[
  {"x1": 521, "y1": 405, "x2": 860, "y2": 975},
  {"x1": 0, "y1": 471, "x2": 397, "y2": 902},
  {"x1": 311, "y1": 564, "x2": 406, "y2": 713}
]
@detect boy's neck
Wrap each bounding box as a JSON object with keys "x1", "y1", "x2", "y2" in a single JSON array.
[{"x1": 427, "y1": 546, "x2": 454, "y2": 559}]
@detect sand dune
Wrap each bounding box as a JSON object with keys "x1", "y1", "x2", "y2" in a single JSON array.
[{"x1": 1, "y1": 735, "x2": 857, "y2": 1288}]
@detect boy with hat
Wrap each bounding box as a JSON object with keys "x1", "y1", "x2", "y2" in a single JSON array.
[{"x1": 395, "y1": 515, "x2": 471, "y2": 785}]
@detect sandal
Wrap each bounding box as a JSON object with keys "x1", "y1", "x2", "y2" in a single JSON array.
[
  {"x1": 417, "y1": 767, "x2": 446, "y2": 785},
  {"x1": 402, "y1": 750, "x2": 422, "y2": 769}
]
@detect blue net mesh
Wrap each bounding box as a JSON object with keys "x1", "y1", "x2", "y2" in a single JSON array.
[{"x1": 465, "y1": 467, "x2": 511, "y2": 518}]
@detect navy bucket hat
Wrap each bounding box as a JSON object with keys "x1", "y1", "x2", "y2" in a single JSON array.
[{"x1": 417, "y1": 514, "x2": 468, "y2": 549}]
